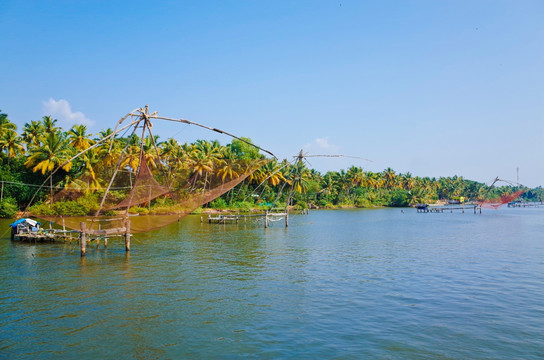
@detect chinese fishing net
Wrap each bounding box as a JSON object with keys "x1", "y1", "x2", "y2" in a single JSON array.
[
  {"x1": 478, "y1": 189, "x2": 526, "y2": 209},
  {"x1": 29, "y1": 107, "x2": 270, "y2": 234}
]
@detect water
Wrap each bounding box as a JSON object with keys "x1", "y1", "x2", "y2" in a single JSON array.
[{"x1": 0, "y1": 208, "x2": 542, "y2": 359}]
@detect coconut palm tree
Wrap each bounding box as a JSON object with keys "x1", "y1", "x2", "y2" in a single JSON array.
[
  {"x1": 22, "y1": 120, "x2": 45, "y2": 148},
  {"x1": 0, "y1": 111, "x2": 16, "y2": 136},
  {"x1": 215, "y1": 147, "x2": 240, "y2": 182},
  {"x1": 68, "y1": 124, "x2": 94, "y2": 151},
  {"x1": 25, "y1": 131, "x2": 74, "y2": 203},
  {"x1": 41, "y1": 116, "x2": 59, "y2": 135},
  {"x1": 383, "y1": 167, "x2": 397, "y2": 190},
  {"x1": 0, "y1": 130, "x2": 24, "y2": 163}
]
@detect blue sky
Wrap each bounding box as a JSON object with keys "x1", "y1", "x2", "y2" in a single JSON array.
[{"x1": 1, "y1": 0, "x2": 543, "y2": 187}]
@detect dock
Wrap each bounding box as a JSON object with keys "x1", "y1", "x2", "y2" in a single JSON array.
[
  {"x1": 203, "y1": 208, "x2": 294, "y2": 228},
  {"x1": 207, "y1": 214, "x2": 240, "y2": 224},
  {"x1": 507, "y1": 201, "x2": 543, "y2": 208},
  {"x1": 416, "y1": 203, "x2": 481, "y2": 214},
  {"x1": 10, "y1": 217, "x2": 133, "y2": 256}
]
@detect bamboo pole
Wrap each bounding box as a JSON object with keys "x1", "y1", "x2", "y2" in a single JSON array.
[
  {"x1": 80, "y1": 222, "x2": 87, "y2": 256},
  {"x1": 124, "y1": 217, "x2": 131, "y2": 252}
]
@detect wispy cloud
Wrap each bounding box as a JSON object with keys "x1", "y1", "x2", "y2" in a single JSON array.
[
  {"x1": 302, "y1": 136, "x2": 340, "y2": 153},
  {"x1": 42, "y1": 98, "x2": 94, "y2": 127}
]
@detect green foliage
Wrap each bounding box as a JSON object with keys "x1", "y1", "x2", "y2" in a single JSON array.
[
  {"x1": 75, "y1": 193, "x2": 100, "y2": 213},
  {"x1": 389, "y1": 190, "x2": 409, "y2": 207},
  {"x1": 128, "y1": 206, "x2": 149, "y2": 215},
  {"x1": 232, "y1": 201, "x2": 254, "y2": 212},
  {"x1": 230, "y1": 137, "x2": 261, "y2": 160},
  {"x1": 0, "y1": 197, "x2": 18, "y2": 218},
  {"x1": 209, "y1": 198, "x2": 227, "y2": 210},
  {"x1": 30, "y1": 201, "x2": 89, "y2": 216}
]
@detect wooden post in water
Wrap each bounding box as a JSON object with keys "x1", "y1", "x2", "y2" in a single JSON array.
[
  {"x1": 104, "y1": 237, "x2": 108, "y2": 248},
  {"x1": 265, "y1": 210, "x2": 269, "y2": 229},
  {"x1": 124, "y1": 217, "x2": 131, "y2": 252},
  {"x1": 285, "y1": 209, "x2": 289, "y2": 228},
  {"x1": 80, "y1": 222, "x2": 87, "y2": 256}
]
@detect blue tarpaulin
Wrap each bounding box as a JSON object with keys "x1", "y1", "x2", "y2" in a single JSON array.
[{"x1": 9, "y1": 218, "x2": 41, "y2": 228}]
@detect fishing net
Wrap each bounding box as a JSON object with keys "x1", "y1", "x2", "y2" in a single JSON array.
[
  {"x1": 40, "y1": 163, "x2": 262, "y2": 234},
  {"x1": 478, "y1": 189, "x2": 526, "y2": 209},
  {"x1": 25, "y1": 107, "x2": 276, "y2": 234},
  {"x1": 38, "y1": 147, "x2": 266, "y2": 233}
]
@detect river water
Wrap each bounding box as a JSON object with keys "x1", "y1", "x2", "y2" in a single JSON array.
[{"x1": 0, "y1": 207, "x2": 542, "y2": 359}]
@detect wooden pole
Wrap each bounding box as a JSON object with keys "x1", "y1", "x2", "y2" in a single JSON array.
[
  {"x1": 265, "y1": 210, "x2": 269, "y2": 228},
  {"x1": 124, "y1": 217, "x2": 131, "y2": 252},
  {"x1": 80, "y1": 222, "x2": 87, "y2": 256},
  {"x1": 62, "y1": 217, "x2": 66, "y2": 231},
  {"x1": 285, "y1": 209, "x2": 289, "y2": 227}
]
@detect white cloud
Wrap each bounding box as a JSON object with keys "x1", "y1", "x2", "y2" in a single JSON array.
[
  {"x1": 42, "y1": 98, "x2": 94, "y2": 127},
  {"x1": 302, "y1": 136, "x2": 340, "y2": 153}
]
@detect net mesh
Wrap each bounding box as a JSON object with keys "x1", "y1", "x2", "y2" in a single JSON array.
[
  {"x1": 39, "y1": 144, "x2": 266, "y2": 233},
  {"x1": 112, "y1": 154, "x2": 170, "y2": 210},
  {"x1": 478, "y1": 189, "x2": 526, "y2": 209}
]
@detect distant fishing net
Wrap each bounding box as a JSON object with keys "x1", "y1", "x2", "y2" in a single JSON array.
[{"x1": 478, "y1": 189, "x2": 526, "y2": 209}]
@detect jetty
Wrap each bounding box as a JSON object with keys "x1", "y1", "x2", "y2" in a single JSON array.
[
  {"x1": 416, "y1": 203, "x2": 481, "y2": 214},
  {"x1": 10, "y1": 217, "x2": 133, "y2": 256},
  {"x1": 203, "y1": 208, "x2": 293, "y2": 228},
  {"x1": 507, "y1": 201, "x2": 543, "y2": 208},
  {"x1": 207, "y1": 214, "x2": 241, "y2": 224}
]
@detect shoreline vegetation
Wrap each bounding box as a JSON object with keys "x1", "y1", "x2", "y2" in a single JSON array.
[{"x1": 0, "y1": 109, "x2": 542, "y2": 219}]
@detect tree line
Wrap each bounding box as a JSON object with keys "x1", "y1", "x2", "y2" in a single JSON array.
[{"x1": 0, "y1": 109, "x2": 541, "y2": 217}]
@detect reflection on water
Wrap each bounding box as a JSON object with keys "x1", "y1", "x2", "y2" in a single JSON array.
[{"x1": 0, "y1": 208, "x2": 543, "y2": 359}]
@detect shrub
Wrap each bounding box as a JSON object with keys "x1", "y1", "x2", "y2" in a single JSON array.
[
  {"x1": 128, "y1": 206, "x2": 149, "y2": 215},
  {"x1": 29, "y1": 201, "x2": 89, "y2": 216},
  {"x1": 209, "y1": 198, "x2": 227, "y2": 210},
  {"x1": 389, "y1": 190, "x2": 409, "y2": 207},
  {"x1": 0, "y1": 197, "x2": 18, "y2": 218},
  {"x1": 76, "y1": 193, "x2": 100, "y2": 213},
  {"x1": 354, "y1": 196, "x2": 373, "y2": 208},
  {"x1": 53, "y1": 201, "x2": 89, "y2": 216},
  {"x1": 233, "y1": 201, "x2": 254, "y2": 212}
]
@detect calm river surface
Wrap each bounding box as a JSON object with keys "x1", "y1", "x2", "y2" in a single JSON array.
[{"x1": 1, "y1": 207, "x2": 542, "y2": 359}]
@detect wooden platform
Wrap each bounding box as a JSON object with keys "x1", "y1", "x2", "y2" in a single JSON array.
[
  {"x1": 417, "y1": 204, "x2": 481, "y2": 214},
  {"x1": 507, "y1": 201, "x2": 543, "y2": 208}
]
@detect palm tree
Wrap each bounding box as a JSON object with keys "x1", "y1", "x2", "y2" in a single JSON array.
[
  {"x1": 383, "y1": 167, "x2": 397, "y2": 190},
  {"x1": 68, "y1": 124, "x2": 94, "y2": 151},
  {"x1": 22, "y1": 120, "x2": 45, "y2": 147},
  {"x1": 25, "y1": 131, "x2": 74, "y2": 203},
  {"x1": 216, "y1": 147, "x2": 240, "y2": 182},
  {"x1": 0, "y1": 111, "x2": 16, "y2": 136},
  {"x1": 41, "y1": 115, "x2": 59, "y2": 135},
  {"x1": 0, "y1": 131, "x2": 24, "y2": 163},
  {"x1": 263, "y1": 160, "x2": 287, "y2": 187},
  {"x1": 188, "y1": 150, "x2": 215, "y2": 189}
]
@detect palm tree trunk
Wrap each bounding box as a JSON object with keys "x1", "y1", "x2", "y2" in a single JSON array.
[{"x1": 50, "y1": 175, "x2": 53, "y2": 205}]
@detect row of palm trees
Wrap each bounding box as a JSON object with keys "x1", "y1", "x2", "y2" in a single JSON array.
[{"x1": 0, "y1": 110, "x2": 535, "y2": 211}]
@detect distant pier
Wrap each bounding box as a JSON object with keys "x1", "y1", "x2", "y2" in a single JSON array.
[
  {"x1": 416, "y1": 203, "x2": 481, "y2": 214},
  {"x1": 507, "y1": 201, "x2": 543, "y2": 208}
]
